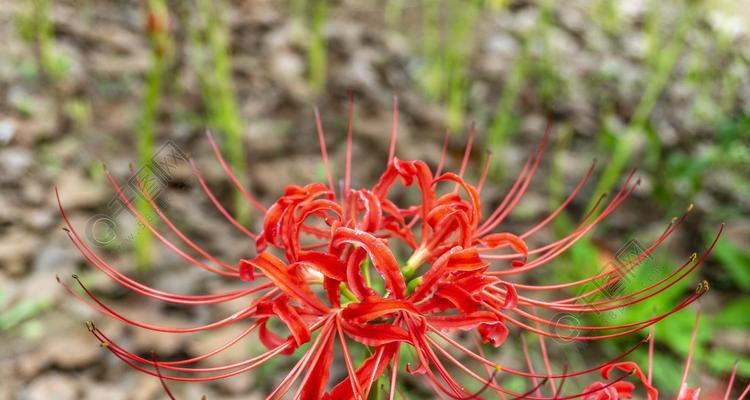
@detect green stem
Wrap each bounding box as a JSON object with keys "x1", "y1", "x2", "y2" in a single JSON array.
[
  {"x1": 340, "y1": 283, "x2": 359, "y2": 303},
  {"x1": 135, "y1": 0, "x2": 171, "y2": 272},
  {"x1": 308, "y1": 0, "x2": 328, "y2": 92},
  {"x1": 588, "y1": 3, "x2": 695, "y2": 210},
  {"x1": 195, "y1": 0, "x2": 249, "y2": 223}
]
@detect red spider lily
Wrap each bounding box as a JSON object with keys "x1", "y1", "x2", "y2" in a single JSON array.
[
  {"x1": 56, "y1": 97, "x2": 725, "y2": 399},
  {"x1": 583, "y1": 307, "x2": 750, "y2": 400}
]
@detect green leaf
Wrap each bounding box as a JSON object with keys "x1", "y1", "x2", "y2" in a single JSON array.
[
  {"x1": 711, "y1": 237, "x2": 750, "y2": 291},
  {"x1": 715, "y1": 299, "x2": 750, "y2": 328}
]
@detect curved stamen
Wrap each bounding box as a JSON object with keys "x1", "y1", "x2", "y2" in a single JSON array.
[
  {"x1": 388, "y1": 96, "x2": 399, "y2": 162},
  {"x1": 314, "y1": 107, "x2": 336, "y2": 198},
  {"x1": 131, "y1": 164, "x2": 238, "y2": 272},
  {"x1": 66, "y1": 274, "x2": 277, "y2": 333},
  {"x1": 458, "y1": 123, "x2": 476, "y2": 179},
  {"x1": 345, "y1": 94, "x2": 354, "y2": 194},
  {"x1": 679, "y1": 308, "x2": 701, "y2": 393},
  {"x1": 205, "y1": 131, "x2": 267, "y2": 212},
  {"x1": 103, "y1": 170, "x2": 239, "y2": 278},
  {"x1": 189, "y1": 159, "x2": 258, "y2": 239},
  {"x1": 428, "y1": 325, "x2": 651, "y2": 379}
]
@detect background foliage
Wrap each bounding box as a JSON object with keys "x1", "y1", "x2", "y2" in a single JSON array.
[{"x1": 0, "y1": 0, "x2": 748, "y2": 398}]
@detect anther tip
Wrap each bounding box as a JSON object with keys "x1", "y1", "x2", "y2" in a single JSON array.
[
  {"x1": 85, "y1": 320, "x2": 96, "y2": 331},
  {"x1": 55, "y1": 275, "x2": 61, "y2": 283},
  {"x1": 495, "y1": 364, "x2": 503, "y2": 372},
  {"x1": 61, "y1": 227, "x2": 70, "y2": 232},
  {"x1": 696, "y1": 280, "x2": 710, "y2": 294},
  {"x1": 687, "y1": 203, "x2": 694, "y2": 213},
  {"x1": 71, "y1": 274, "x2": 79, "y2": 280}
]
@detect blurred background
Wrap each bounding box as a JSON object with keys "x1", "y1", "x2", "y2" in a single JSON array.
[{"x1": 0, "y1": 0, "x2": 749, "y2": 398}]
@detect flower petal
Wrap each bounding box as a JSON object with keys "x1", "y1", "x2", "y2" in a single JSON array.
[
  {"x1": 600, "y1": 361, "x2": 658, "y2": 400},
  {"x1": 298, "y1": 251, "x2": 346, "y2": 281},
  {"x1": 340, "y1": 319, "x2": 411, "y2": 346},
  {"x1": 238, "y1": 259, "x2": 254, "y2": 282},
  {"x1": 341, "y1": 297, "x2": 419, "y2": 324},
  {"x1": 299, "y1": 326, "x2": 335, "y2": 400},
  {"x1": 258, "y1": 318, "x2": 294, "y2": 355},
  {"x1": 332, "y1": 227, "x2": 406, "y2": 298},
  {"x1": 323, "y1": 343, "x2": 399, "y2": 400},
  {"x1": 249, "y1": 252, "x2": 329, "y2": 313},
  {"x1": 426, "y1": 311, "x2": 498, "y2": 332},
  {"x1": 478, "y1": 320, "x2": 509, "y2": 347},
  {"x1": 272, "y1": 296, "x2": 311, "y2": 347}
]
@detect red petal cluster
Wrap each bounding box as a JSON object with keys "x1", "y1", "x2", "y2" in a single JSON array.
[{"x1": 56, "y1": 100, "x2": 726, "y2": 399}]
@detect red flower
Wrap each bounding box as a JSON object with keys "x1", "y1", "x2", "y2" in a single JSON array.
[
  {"x1": 584, "y1": 308, "x2": 750, "y2": 400},
  {"x1": 56, "y1": 98, "x2": 723, "y2": 399}
]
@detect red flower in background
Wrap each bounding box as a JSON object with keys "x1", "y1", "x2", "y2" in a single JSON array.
[
  {"x1": 56, "y1": 98, "x2": 724, "y2": 399},
  {"x1": 583, "y1": 309, "x2": 750, "y2": 400}
]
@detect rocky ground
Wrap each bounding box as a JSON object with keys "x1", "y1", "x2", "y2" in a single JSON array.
[{"x1": 0, "y1": 0, "x2": 749, "y2": 399}]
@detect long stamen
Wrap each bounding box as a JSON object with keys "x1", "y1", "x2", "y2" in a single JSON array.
[
  {"x1": 388, "y1": 342, "x2": 401, "y2": 400},
  {"x1": 428, "y1": 325, "x2": 651, "y2": 379},
  {"x1": 103, "y1": 170, "x2": 239, "y2": 278},
  {"x1": 476, "y1": 151, "x2": 492, "y2": 195},
  {"x1": 61, "y1": 223, "x2": 264, "y2": 305},
  {"x1": 479, "y1": 159, "x2": 596, "y2": 242},
  {"x1": 479, "y1": 122, "x2": 552, "y2": 234},
  {"x1": 294, "y1": 322, "x2": 336, "y2": 399},
  {"x1": 57, "y1": 188, "x2": 249, "y2": 296},
  {"x1": 723, "y1": 361, "x2": 738, "y2": 400},
  {"x1": 345, "y1": 94, "x2": 354, "y2": 194},
  {"x1": 740, "y1": 381, "x2": 750, "y2": 400},
  {"x1": 435, "y1": 129, "x2": 450, "y2": 177},
  {"x1": 388, "y1": 96, "x2": 399, "y2": 162},
  {"x1": 535, "y1": 322, "x2": 557, "y2": 397},
  {"x1": 521, "y1": 335, "x2": 541, "y2": 396},
  {"x1": 205, "y1": 131, "x2": 267, "y2": 212},
  {"x1": 483, "y1": 190, "x2": 618, "y2": 274},
  {"x1": 471, "y1": 332, "x2": 507, "y2": 400},
  {"x1": 679, "y1": 308, "x2": 702, "y2": 392},
  {"x1": 314, "y1": 107, "x2": 336, "y2": 197},
  {"x1": 131, "y1": 164, "x2": 238, "y2": 272},
  {"x1": 479, "y1": 150, "x2": 534, "y2": 233},
  {"x1": 87, "y1": 322, "x2": 294, "y2": 380},
  {"x1": 67, "y1": 274, "x2": 277, "y2": 333},
  {"x1": 189, "y1": 159, "x2": 257, "y2": 239},
  {"x1": 336, "y1": 316, "x2": 365, "y2": 399},
  {"x1": 648, "y1": 316, "x2": 655, "y2": 384},
  {"x1": 151, "y1": 351, "x2": 177, "y2": 400},
  {"x1": 458, "y1": 123, "x2": 476, "y2": 178},
  {"x1": 489, "y1": 173, "x2": 639, "y2": 275}
]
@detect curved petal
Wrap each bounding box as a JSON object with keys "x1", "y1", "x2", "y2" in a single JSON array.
[
  {"x1": 298, "y1": 251, "x2": 346, "y2": 281},
  {"x1": 249, "y1": 252, "x2": 329, "y2": 313},
  {"x1": 478, "y1": 320, "x2": 509, "y2": 348},
  {"x1": 426, "y1": 311, "x2": 498, "y2": 332},
  {"x1": 272, "y1": 297, "x2": 311, "y2": 347},
  {"x1": 341, "y1": 297, "x2": 419, "y2": 324},
  {"x1": 340, "y1": 319, "x2": 411, "y2": 346},
  {"x1": 258, "y1": 318, "x2": 294, "y2": 356},
  {"x1": 332, "y1": 227, "x2": 406, "y2": 298},
  {"x1": 601, "y1": 361, "x2": 658, "y2": 400}
]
